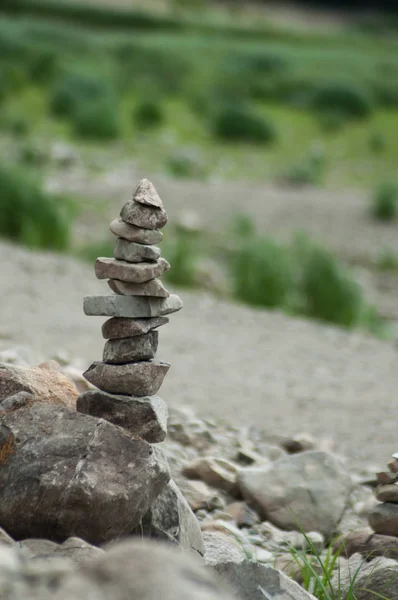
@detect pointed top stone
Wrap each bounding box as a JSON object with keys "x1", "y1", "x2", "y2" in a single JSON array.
[{"x1": 133, "y1": 178, "x2": 163, "y2": 209}]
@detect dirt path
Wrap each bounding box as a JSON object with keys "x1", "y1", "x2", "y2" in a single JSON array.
[{"x1": 1, "y1": 240, "x2": 397, "y2": 471}]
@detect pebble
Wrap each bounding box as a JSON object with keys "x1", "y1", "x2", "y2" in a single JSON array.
[
  {"x1": 121, "y1": 200, "x2": 168, "y2": 230},
  {"x1": 103, "y1": 332, "x2": 159, "y2": 364},
  {"x1": 95, "y1": 257, "x2": 170, "y2": 283},
  {"x1": 101, "y1": 316, "x2": 169, "y2": 339},
  {"x1": 83, "y1": 360, "x2": 170, "y2": 396},
  {"x1": 109, "y1": 219, "x2": 163, "y2": 244},
  {"x1": 108, "y1": 278, "x2": 169, "y2": 298},
  {"x1": 113, "y1": 238, "x2": 161, "y2": 263}
]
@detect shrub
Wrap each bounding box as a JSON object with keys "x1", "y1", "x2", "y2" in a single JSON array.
[
  {"x1": 134, "y1": 100, "x2": 164, "y2": 129},
  {"x1": 311, "y1": 81, "x2": 374, "y2": 119},
  {"x1": 300, "y1": 244, "x2": 364, "y2": 328},
  {"x1": 162, "y1": 229, "x2": 199, "y2": 287},
  {"x1": 0, "y1": 110, "x2": 30, "y2": 136},
  {"x1": 318, "y1": 110, "x2": 347, "y2": 133},
  {"x1": 19, "y1": 142, "x2": 49, "y2": 166},
  {"x1": 0, "y1": 165, "x2": 72, "y2": 250},
  {"x1": 72, "y1": 99, "x2": 120, "y2": 140},
  {"x1": 371, "y1": 182, "x2": 398, "y2": 221},
  {"x1": 50, "y1": 72, "x2": 112, "y2": 118},
  {"x1": 166, "y1": 150, "x2": 204, "y2": 179},
  {"x1": 368, "y1": 131, "x2": 386, "y2": 153},
  {"x1": 377, "y1": 249, "x2": 398, "y2": 271},
  {"x1": 280, "y1": 151, "x2": 326, "y2": 187},
  {"x1": 212, "y1": 104, "x2": 277, "y2": 144},
  {"x1": 232, "y1": 237, "x2": 294, "y2": 308}
]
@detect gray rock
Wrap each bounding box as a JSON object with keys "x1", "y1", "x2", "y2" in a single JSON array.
[
  {"x1": 0, "y1": 403, "x2": 169, "y2": 544},
  {"x1": 110, "y1": 218, "x2": 163, "y2": 244},
  {"x1": 95, "y1": 257, "x2": 170, "y2": 283},
  {"x1": 238, "y1": 451, "x2": 352, "y2": 537},
  {"x1": 0, "y1": 390, "x2": 35, "y2": 411},
  {"x1": 183, "y1": 457, "x2": 240, "y2": 496},
  {"x1": 108, "y1": 278, "x2": 169, "y2": 298},
  {"x1": 132, "y1": 178, "x2": 164, "y2": 209},
  {"x1": 212, "y1": 561, "x2": 316, "y2": 600},
  {"x1": 113, "y1": 238, "x2": 161, "y2": 263},
  {"x1": 375, "y1": 484, "x2": 398, "y2": 503},
  {"x1": 84, "y1": 294, "x2": 182, "y2": 318},
  {"x1": 121, "y1": 201, "x2": 168, "y2": 230},
  {"x1": 335, "y1": 527, "x2": 398, "y2": 561},
  {"x1": 333, "y1": 554, "x2": 398, "y2": 600},
  {"x1": 203, "y1": 532, "x2": 247, "y2": 567},
  {"x1": 133, "y1": 480, "x2": 204, "y2": 555},
  {"x1": 53, "y1": 539, "x2": 233, "y2": 600},
  {"x1": 83, "y1": 360, "x2": 170, "y2": 396},
  {"x1": 53, "y1": 537, "x2": 104, "y2": 567},
  {"x1": 16, "y1": 538, "x2": 59, "y2": 559},
  {"x1": 102, "y1": 316, "x2": 169, "y2": 339},
  {"x1": 0, "y1": 527, "x2": 14, "y2": 545},
  {"x1": 369, "y1": 502, "x2": 398, "y2": 536},
  {"x1": 103, "y1": 332, "x2": 159, "y2": 364},
  {"x1": 77, "y1": 390, "x2": 168, "y2": 443}
]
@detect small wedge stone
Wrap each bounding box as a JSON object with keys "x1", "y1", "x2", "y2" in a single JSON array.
[
  {"x1": 132, "y1": 178, "x2": 164, "y2": 208},
  {"x1": 95, "y1": 257, "x2": 170, "y2": 283},
  {"x1": 84, "y1": 295, "x2": 183, "y2": 318},
  {"x1": 114, "y1": 238, "x2": 160, "y2": 263},
  {"x1": 102, "y1": 316, "x2": 169, "y2": 340},
  {"x1": 103, "y1": 332, "x2": 158, "y2": 364},
  {"x1": 83, "y1": 360, "x2": 170, "y2": 396},
  {"x1": 77, "y1": 390, "x2": 168, "y2": 443},
  {"x1": 110, "y1": 219, "x2": 163, "y2": 244},
  {"x1": 121, "y1": 201, "x2": 168, "y2": 230},
  {"x1": 108, "y1": 278, "x2": 169, "y2": 298}
]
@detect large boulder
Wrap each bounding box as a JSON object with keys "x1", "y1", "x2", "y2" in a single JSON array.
[
  {"x1": 0, "y1": 403, "x2": 169, "y2": 544},
  {"x1": 333, "y1": 553, "x2": 398, "y2": 600},
  {"x1": 132, "y1": 480, "x2": 204, "y2": 556},
  {"x1": 238, "y1": 451, "x2": 351, "y2": 537},
  {"x1": 53, "y1": 539, "x2": 233, "y2": 600},
  {"x1": 0, "y1": 362, "x2": 78, "y2": 410}
]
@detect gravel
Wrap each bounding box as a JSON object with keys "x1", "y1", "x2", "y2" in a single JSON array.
[{"x1": 0, "y1": 240, "x2": 397, "y2": 470}]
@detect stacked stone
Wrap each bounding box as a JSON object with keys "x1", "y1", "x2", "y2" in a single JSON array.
[
  {"x1": 368, "y1": 453, "x2": 398, "y2": 537},
  {"x1": 77, "y1": 179, "x2": 182, "y2": 444}
]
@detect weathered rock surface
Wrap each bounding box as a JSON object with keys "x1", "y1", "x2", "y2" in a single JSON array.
[
  {"x1": 83, "y1": 360, "x2": 170, "y2": 396},
  {"x1": 333, "y1": 554, "x2": 398, "y2": 600},
  {"x1": 238, "y1": 451, "x2": 351, "y2": 537},
  {"x1": 179, "y1": 480, "x2": 227, "y2": 512},
  {"x1": 108, "y1": 278, "x2": 169, "y2": 298},
  {"x1": 369, "y1": 502, "x2": 398, "y2": 536},
  {"x1": 335, "y1": 527, "x2": 398, "y2": 560},
  {"x1": 110, "y1": 218, "x2": 163, "y2": 244},
  {"x1": 103, "y1": 332, "x2": 159, "y2": 364},
  {"x1": 113, "y1": 238, "x2": 161, "y2": 263},
  {"x1": 132, "y1": 178, "x2": 164, "y2": 209},
  {"x1": 53, "y1": 539, "x2": 233, "y2": 600},
  {"x1": 212, "y1": 561, "x2": 316, "y2": 600},
  {"x1": 132, "y1": 480, "x2": 204, "y2": 555},
  {"x1": 102, "y1": 316, "x2": 169, "y2": 339},
  {"x1": 0, "y1": 390, "x2": 35, "y2": 411},
  {"x1": 0, "y1": 363, "x2": 78, "y2": 411},
  {"x1": 84, "y1": 294, "x2": 182, "y2": 318},
  {"x1": 0, "y1": 527, "x2": 14, "y2": 546},
  {"x1": 95, "y1": 257, "x2": 170, "y2": 283},
  {"x1": 16, "y1": 537, "x2": 103, "y2": 567},
  {"x1": 203, "y1": 532, "x2": 247, "y2": 567},
  {"x1": 0, "y1": 403, "x2": 170, "y2": 544},
  {"x1": 375, "y1": 483, "x2": 398, "y2": 503},
  {"x1": 121, "y1": 200, "x2": 168, "y2": 230},
  {"x1": 183, "y1": 457, "x2": 240, "y2": 496},
  {"x1": 77, "y1": 390, "x2": 168, "y2": 442}
]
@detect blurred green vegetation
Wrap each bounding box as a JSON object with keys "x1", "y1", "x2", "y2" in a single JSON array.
[{"x1": 0, "y1": 7, "x2": 397, "y2": 187}]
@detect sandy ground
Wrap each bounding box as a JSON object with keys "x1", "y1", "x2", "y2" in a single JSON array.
[{"x1": 1, "y1": 240, "x2": 397, "y2": 472}]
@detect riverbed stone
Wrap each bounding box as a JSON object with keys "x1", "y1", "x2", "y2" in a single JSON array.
[
  {"x1": 101, "y1": 316, "x2": 169, "y2": 339},
  {"x1": 369, "y1": 503, "x2": 398, "y2": 536},
  {"x1": 77, "y1": 390, "x2": 168, "y2": 442},
  {"x1": 113, "y1": 238, "x2": 161, "y2": 263},
  {"x1": 103, "y1": 332, "x2": 158, "y2": 364},
  {"x1": 108, "y1": 278, "x2": 169, "y2": 298},
  {"x1": 375, "y1": 484, "x2": 398, "y2": 503},
  {"x1": 132, "y1": 178, "x2": 164, "y2": 208},
  {"x1": 84, "y1": 294, "x2": 182, "y2": 318},
  {"x1": 83, "y1": 360, "x2": 170, "y2": 396},
  {"x1": 110, "y1": 219, "x2": 163, "y2": 244},
  {"x1": 121, "y1": 201, "x2": 168, "y2": 230},
  {"x1": 95, "y1": 257, "x2": 170, "y2": 283}
]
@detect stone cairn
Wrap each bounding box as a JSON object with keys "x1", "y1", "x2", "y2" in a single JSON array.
[
  {"x1": 77, "y1": 178, "x2": 183, "y2": 443},
  {"x1": 368, "y1": 453, "x2": 398, "y2": 537}
]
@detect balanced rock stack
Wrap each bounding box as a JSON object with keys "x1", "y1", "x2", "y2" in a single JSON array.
[
  {"x1": 368, "y1": 453, "x2": 398, "y2": 537},
  {"x1": 77, "y1": 179, "x2": 182, "y2": 443}
]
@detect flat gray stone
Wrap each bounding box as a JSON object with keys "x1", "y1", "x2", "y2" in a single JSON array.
[
  {"x1": 77, "y1": 390, "x2": 168, "y2": 443},
  {"x1": 108, "y1": 278, "x2": 169, "y2": 298},
  {"x1": 369, "y1": 503, "x2": 398, "y2": 536},
  {"x1": 110, "y1": 218, "x2": 163, "y2": 244},
  {"x1": 121, "y1": 201, "x2": 168, "y2": 230},
  {"x1": 95, "y1": 257, "x2": 170, "y2": 283},
  {"x1": 375, "y1": 484, "x2": 398, "y2": 503},
  {"x1": 103, "y1": 331, "x2": 158, "y2": 364},
  {"x1": 132, "y1": 178, "x2": 164, "y2": 208},
  {"x1": 102, "y1": 316, "x2": 169, "y2": 339},
  {"x1": 113, "y1": 238, "x2": 161, "y2": 263},
  {"x1": 83, "y1": 360, "x2": 170, "y2": 396},
  {"x1": 84, "y1": 295, "x2": 183, "y2": 318}
]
